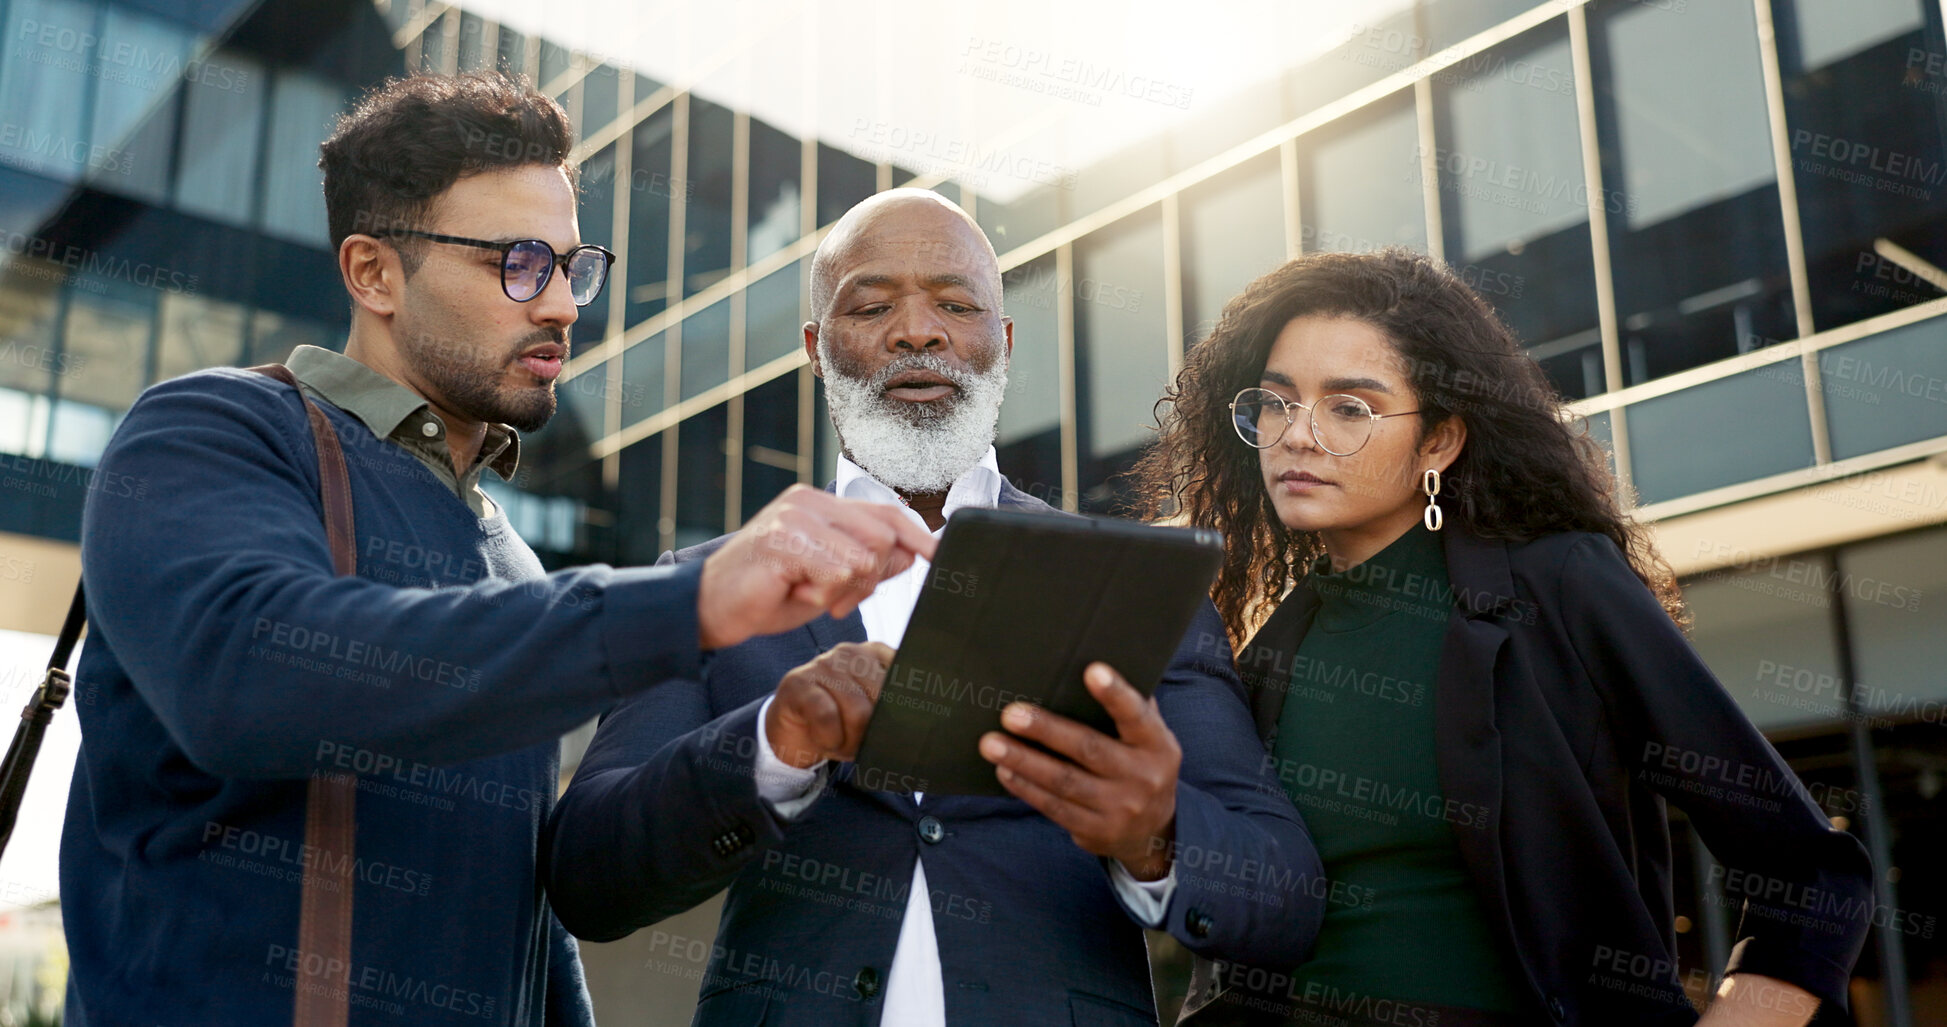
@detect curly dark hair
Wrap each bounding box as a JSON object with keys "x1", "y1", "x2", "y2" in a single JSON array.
[
  {"x1": 320, "y1": 72, "x2": 576, "y2": 263},
  {"x1": 1130, "y1": 248, "x2": 1684, "y2": 645}
]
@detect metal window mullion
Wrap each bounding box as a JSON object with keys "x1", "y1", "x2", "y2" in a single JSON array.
[
  {"x1": 1414, "y1": 77, "x2": 1443, "y2": 261},
  {"x1": 726, "y1": 111, "x2": 751, "y2": 529},
  {"x1": 1568, "y1": 3, "x2": 1633, "y2": 496},
  {"x1": 1161, "y1": 193, "x2": 1184, "y2": 380},
  {"x1": 1056, "y1": 243, "x2": 1078, "y2": 513},
  {"x1": 660, "y1": 92, "x2": 690, "y2": 555},
  {"x1": 798, "y1": 133, "x2": 818, "y2": 485},
  {"x1": 602, "y1": 75, "x2": 633, "y2": 493},
  {"x1": 1753, "y1": 0, "x2": 1832, "y2": 465},
  {"x1": 439, "y1": 7, "x2": 458, "y2": 75},
  {"x1": 1830, "y1": 550, "x2": 1913, "y2": 1027},
  {"x1": 475, "y1": 17, "x2": 497, "y2": 73},
  {"x1": 1281, "y1": 137, "x2": 1302, "y2": 260}
]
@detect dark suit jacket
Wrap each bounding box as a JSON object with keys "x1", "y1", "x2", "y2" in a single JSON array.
[
  {"x1": 1179, "y1": 527, "x2": 1875, "y2": 1026},
  {"x1": 545, "y1": 481, "x2": 1325, "y2": 1026}
]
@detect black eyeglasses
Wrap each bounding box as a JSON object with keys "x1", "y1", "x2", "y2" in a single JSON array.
[{"x1": 383, "y1": 229, "x2": 614, "y2": 306}]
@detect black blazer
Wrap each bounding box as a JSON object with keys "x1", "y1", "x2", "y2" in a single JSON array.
[
  {"x1": 1179, "y1": 526, "x2": 1874, "y2": 1026},
  {"x1": 545, "y1": 481, "x2": 1327, "y2": 1026}
]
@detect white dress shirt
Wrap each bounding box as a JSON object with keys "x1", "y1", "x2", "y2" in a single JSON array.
[{"x1": 749, "y1": 449, "x2": 1175, "y2": 1026}]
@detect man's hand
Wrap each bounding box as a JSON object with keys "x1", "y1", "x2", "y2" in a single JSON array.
[
  {"x1": 765, "y1": 642, "x2": 894, "y2": 769},
  {"x1": 977, "y1": 662, "x2": 1181, "y2": 881},
  {"x1": 1696, "y1": 974, "x2": 1818, "y2": 1027},
  {"x1": 698, "y1": 485, "x2": 935, "y2": 650}
]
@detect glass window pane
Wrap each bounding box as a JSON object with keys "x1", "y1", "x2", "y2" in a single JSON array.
[
  {"x1": 1434, "y1": 22, "x2": 1602, "y2": 398},
  {"x1": 1816, "y1": 313, "x2": 1947, "y2": 461},
  {"x1": 1780, "y1": 0, "x2": 1947, "y2": 333},
  {"x1": 457, "y1": 12, "x2": 489, "y2": 72},
  {"x1": 1580, "y1": 408, "x2": 1617, "y2": 481},
  {"x1": 495, "y1": 24, "x2": 526, "y2": 76},
  {"x1": 416, "y1": 14, "x2": 445, "y2": 75},
  {"x1": 1072, "y1": 137, "x2": 1166, "y2": 224},
  {"x1": 1594, "y1": 0, "x2": 1795, "y2": 384},
  {"x1": 0, "y1": 266, "x2": 63, "y2": 395},
  {"x1": 581, "y1": 61, "x2": 621, "y2": 138},
  {"x1": 259, "y1": 69, "x2": 342, "y2": 247},
  {"x1": 1075, "y1": 212, "x2": 1167, "y2": 513},
  {"x1": 174, "y1": 48, "x2": 266, "y2": 226},
  {"x1": 59, "y1": 280, "x2": 151, "y2": 411},
  {"x1": 1426, "y1": 0, "x2": 1549, "y2": 52},
  {"x1": 47, "y1": 396, "x2": 114, "y2": 465},
  {"x1": 1792, "y1": 0, "x2": 1921, "y2": 70},
  {"x1": 1840, "y1": 525, "x2": 1947, "y2": 722},
  {"x1": 626, "y1": 106, "x2": 674, "y2": 324},
  {"x1": 245, "y1": 308, "x2": 332, "y2": 368},
  {"x1": 1180, "y1": 153, "x2": 1284, "y2": 348},
  {"x1": 1290, "y1": 9, "x2": 1425, "y2": 121},
  {"x1": 574, "y1": 142, "x2": 616, "y2": 345},
  {"x1": 539, "y1": 39, "x2": 571, "y2": 89},
  {"x1": 816, "y1": 142, "x2": 874, "y2": 228},
  {"x1": 86, "y1": 7, "x2": 197, "y2": 201},
  {"x1": 0, "y1": 387, "x2": 48, "y2": 457},
  {"x1": 674, "y1": 404, "x2": 727, "y2": 549},
  {"x1": 0, "y1": 0, "x2": 96, "y2": 181},
  {"x1": 615, "y1": 429, "x2": 662, "y2": 565},
  {"x1": 998, "y1": 253, "x2": 1060, "y2": 444},
  {"x1": 680, "y1": 299, "x2": 730, "y2": 400},
  {"x1": 747, "y1": 117, "x2": 801, "y2": 265},
  {"x1": 155, "y1": 291, "x2": 244, "y2": 382},
  {"x1": 746, "y1": 260, "x2": 804, "y2": 369},
  {"x1": 741, "y1": 372, "x2": 798, "y2": 523},
  {"x1": 1684, "y1": 561, "x2": 1845, "y2": 733},
  {"x1": 684, "y1": 98, "x2": 733, "y2": 296},
  {"x1": 974, "y1": 187, "x2": 1061, "y2": 253},
  {"x1": 996, "y1": 253, "x2": 1064, "y2": 508},
  {"x1": 1626, "y1": 364, "x2": 1816, "y2": 505},
  {"x1": 554, "y1": 357, "x2": 610, "y2": 444},
  {"x1": 621, "y1": 332, "x2": 666, "y2": 429},
  {"x1": 1169, "y1": 78, "x2": 1284, "y2": 173},
  {"x1": 1300, "y1": 92, "x2": 1426, "y2": 254}
]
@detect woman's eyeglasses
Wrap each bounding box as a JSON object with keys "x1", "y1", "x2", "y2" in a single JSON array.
[
  {"x1": 1229, "y1": 387, "x2": 1419, "y2": 456},
  {"x1": 383, "y1": 229, "x2": 615, "y2": 306}
]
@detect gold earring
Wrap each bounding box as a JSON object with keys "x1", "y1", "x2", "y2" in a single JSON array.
[{"x1": 1422, "y1": 469, "x2": 1443, "y2": 532}]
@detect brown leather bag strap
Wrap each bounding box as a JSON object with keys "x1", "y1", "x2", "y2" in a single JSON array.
[{"x1": 250, "y1": 363, "x2": 358, "y2": 1027}]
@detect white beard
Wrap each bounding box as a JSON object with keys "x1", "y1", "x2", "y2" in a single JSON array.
[{"x1": 820, "y1": 345, "x2": 1008, "y2": 494}]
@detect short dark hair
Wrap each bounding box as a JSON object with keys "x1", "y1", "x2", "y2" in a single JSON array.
[{"x1": 320, "y1": 72, "x2": 577, "y2": 264}]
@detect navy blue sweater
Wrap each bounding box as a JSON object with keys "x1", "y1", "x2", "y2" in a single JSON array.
[{"x1": 61, "y1": 367, "x2": 705, "y2": 1026}]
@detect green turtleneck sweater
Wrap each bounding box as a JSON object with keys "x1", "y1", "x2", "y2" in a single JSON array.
[{"x1": 1270, "y1": 525, "x2": 1523, "y2": 1015}]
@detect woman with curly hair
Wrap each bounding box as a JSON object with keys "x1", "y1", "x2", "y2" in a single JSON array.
[{"x1": 1133, "y1": 249, "x2": 1873, "y2": 1027}]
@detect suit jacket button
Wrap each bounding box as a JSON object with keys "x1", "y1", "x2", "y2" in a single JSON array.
[
  {"x1": 1185, "y1": 907, "x2": 1213, "y2": 938},
  {"x1": 853, "y1": 966, "x2": 880, "y2": 998},
  {"x1": 1548, "y1": 996, "x2": 1566, "y2": 1020},
  {"x1": 917, "y1": 815, "x2": 945, "y2": 844}
]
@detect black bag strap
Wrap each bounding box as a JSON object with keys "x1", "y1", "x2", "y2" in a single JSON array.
[{"x1": 0, "y1": 582, "x2": 86, "y2": 854}]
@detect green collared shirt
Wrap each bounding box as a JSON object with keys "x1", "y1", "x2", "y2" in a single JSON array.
[{"x1": 285, "y1": 344, "x2": 519, "y2": 518}]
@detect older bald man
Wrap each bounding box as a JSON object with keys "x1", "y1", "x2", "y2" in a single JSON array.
[{"x1": 544, "y1": 190, "x2": 1323, "y2": 1027}]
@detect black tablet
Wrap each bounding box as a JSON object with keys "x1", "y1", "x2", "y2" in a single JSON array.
[{"x1": 851, "y1": 507, "x2": 1224, "y2": 796}]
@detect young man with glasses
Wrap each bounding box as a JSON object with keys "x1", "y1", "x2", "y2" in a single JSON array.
[{"x1": 61, "y1": 73, "x2": 931, "y2": 1026}]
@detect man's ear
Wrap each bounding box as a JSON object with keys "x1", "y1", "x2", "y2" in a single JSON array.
[
  {"x1": 341, "y1": 235, "x2": 402, "y2": 318},
  {"x1": 1001, "y1": 316, "x2": 1013, "y2": 363},
  {"x1": 803, "y1": 321, "x2": 823, "y2": 378}
]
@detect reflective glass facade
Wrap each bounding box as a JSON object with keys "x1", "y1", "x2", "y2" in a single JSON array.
[{"x1": 1, "y1": 0, "x2": 1944, "y2": 1022}]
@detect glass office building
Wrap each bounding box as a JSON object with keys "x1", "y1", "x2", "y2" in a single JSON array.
[{"x1": 0, "y1": 0, "x2": 1943, "y2": 1022}]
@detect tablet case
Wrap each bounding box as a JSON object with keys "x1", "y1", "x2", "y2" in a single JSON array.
[{"x1": 851, "y1": 507, "x2": 1224, "y2": 796}]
